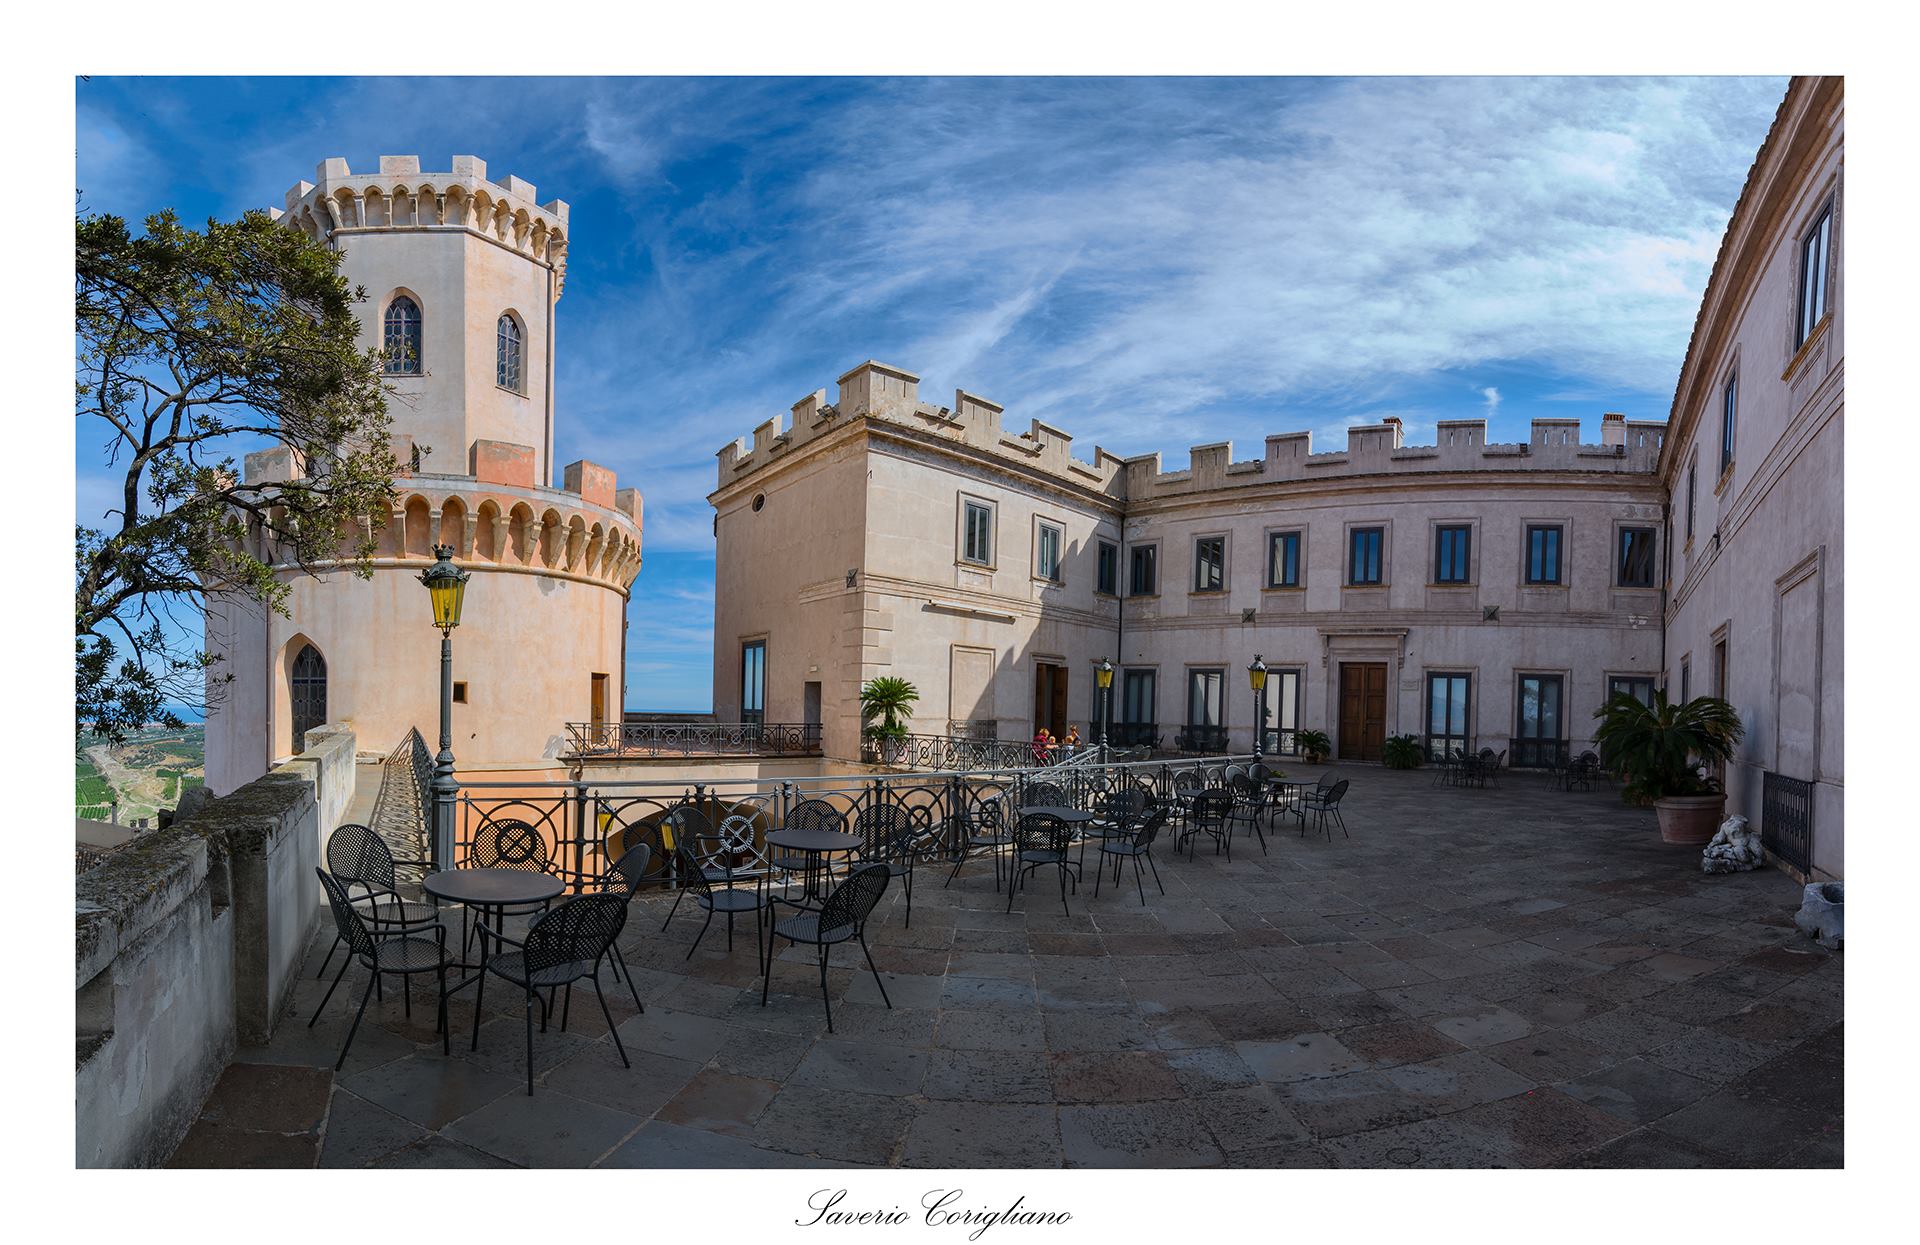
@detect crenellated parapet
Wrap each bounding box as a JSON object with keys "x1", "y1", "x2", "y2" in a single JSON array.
[
  {"x1": 240, "y1": 443, "x2": 642, "y2": 594},
  {"x1": 715, "y1": 360, "x2": 1666, "y2": 507},
  {"x1": 270, "y1": 155, "x2": 571, "y2": 296},
  {"x1": 715, "y1": 361, "x2": 1129, "y2": 501}
]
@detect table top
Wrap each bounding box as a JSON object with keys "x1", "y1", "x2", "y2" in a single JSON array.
[
  {"x1": 766, "y1": 827, "x2": 863, "y2": 853},
  {"x1": 424, "y1": 867, "x2": 565, "y2": 906},
  {"x1": 1016, "y1": 805, "x2": 1094, "y2": 823}
]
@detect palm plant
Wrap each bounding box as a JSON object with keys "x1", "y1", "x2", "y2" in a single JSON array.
[
  {"x1": 1591, "y1": 690, "x2": 1743, "y2": 803},
  {"x1": 1295, "y1": 728, "x2": 1331, "y2": 763},
  {"x1": 1382, "y1": 734, "x2": 1423, "y2": 769},
  {"x1": 859, "y1": 676, "x2": 920, "y2": 744}
]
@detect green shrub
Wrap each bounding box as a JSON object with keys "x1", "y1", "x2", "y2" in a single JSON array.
[{"x1": 1382, "y1": 734, "x2": 1424, "y2": 769}]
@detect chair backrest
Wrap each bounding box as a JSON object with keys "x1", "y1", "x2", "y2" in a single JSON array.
[
  {"x1": 317, "y1": 868, "x2": 378, "y2": 961},
  {"x1": 1249, "y1": 763, "x2": 1273, "y2": 784},
  {"x1": 660, "y1": 802, "x2": 713, "y2": 854},
  {"x1": 1323, "y1": 779, "x2": 1350, "y2": 806},
  {"x1": 1479, "y1": 747, "x2": 1497, "y2": 761},
  {"x1": 819, "y1": 862, "x2": 891, "y2": 938},
  {"x1": 1015, "y1": 811, "x2": 1073, "y2": 855},
  {"x1": 786, "y1": 799, "x2": 844, "y2": 834},
  {"x1": 1024, "y1": 781, "x2": 1067, "y2": 808},
  {"x1": 673, "y1": 840, "x2": 718, "y2": 898},
  {"x1": 326, "y1": 823, "x2": 396, "y2": 891},
  {"x1": 1229, "y1": 772, "x2": 1259, "y2": 797},
  {"x1": 1104, "y1": 786, "x2": 1149, "y2": 822},
  {"x1": 1495, "y1": 749, "x2": 1507, "y2": 768},
  {"x1": 470, "y1": 818, "x2": 551, "y2": 873},
  {"x1": 1194, "y1": 788, "x2": 1234, "y2": 822},
  {"x1": 524, "y1": 892, "x2": 627, "y2": 978},
  {"x1": 1314, "y1": 770, "x2": 1339, "y2": 793},
  {"x1": 598, "y1": 842, "x2": 653, "y2": 898},
  {"x1": 1223, "y1": 764, "x2": 1248, "y2": 783},
  {"x1": 855, "y1": 803, "x2": 913, "y2": 861},
  {"x1": 1134, "y1": 807, "x2": 1170, "y2": 849},
  {"x1": 1577, "y1": 750, "x2": 1599, "y2": 766}
]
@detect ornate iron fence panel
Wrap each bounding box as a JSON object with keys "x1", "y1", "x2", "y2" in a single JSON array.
[
  {"x1": 1507, "y1": 737, "x2": 1571, "y2": 770},
  {"x1": 1761, "y1": 771, "x2": 1814, "y2": 874},
  {"x1": 369, "y1": 727, "x2": 434, "y2": 875},
  {"x1": 565, "y1": 721, "x2": 823, "y2": 758}
]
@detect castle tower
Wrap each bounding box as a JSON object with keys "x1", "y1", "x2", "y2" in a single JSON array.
[{"x1": 203, "y1": 156, "x2": 643, "y2": 796}]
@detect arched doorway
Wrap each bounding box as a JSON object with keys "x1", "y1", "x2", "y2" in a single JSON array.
[{"x1": 291, "y1": 644, "x2": 327, "y2": 754}]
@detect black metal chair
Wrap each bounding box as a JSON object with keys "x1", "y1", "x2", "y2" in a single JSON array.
[
  {"x1": 1567, "y1": 751, "x2": 1599, "y2": 792},
  {"x1": 1226, "y1": 773, "x2": 1271, "y2": 855},
  {"x1": 853, "y1": 803, "x2": 920, "y2": 927},
  {"x1": 1094, "y1": 807, "x2": 1169, "y2": 904},
  {"x1": 1180, "y1": 788, "x2": 1235, "y2": 860},
  {"x1": 1006, "y1": 812, "x2": 1080, "y2": 915},
  {"x1": 666, "y1": 839, "x2": 768, "y2": 969},
  {"x1": 1486, "y1": 748, "x2": 1508, "y2": 788},
  {"x1": 1300, "y1": 778, "x2": 1351, "y2": 839},
  {"x1": 945, "y1": 794, "x2": 1012, "y2": 892},
  {"x1": 316, "y1": 823, "x2": 438, "y2": 982},
  {"x1": 761, "y1": 862, "x2": 892, "y2": 1033},
  {"x1": 774, "y1": 798, "x2": 845, "y2": 893},
  {"x1": 657, "y1": 803, "x2": 717, "y2": 930},
  {"x1": 553, "y1": 842, "x2": 651, "y2": 1013},
  {"x1": 472, "y1": 893, "x2": 631, "y2": 1095},
  {"x1": 1023, "y1": 780, "x2": 1068, "y2": 809},
  {"x1": 1090, "y1": 785, "x2": 1150, "y2": 861},
  {"x1": 311, "y1": 868, "x2": 449, "y2": 1071}
]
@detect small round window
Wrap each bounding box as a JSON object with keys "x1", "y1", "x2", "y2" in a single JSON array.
[{"x1": 752, "y1": 493, "x2": 765, "y2": 512}]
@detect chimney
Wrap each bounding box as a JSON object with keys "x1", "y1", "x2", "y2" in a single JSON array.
[
  {"x1": 1601, "y1": 412, "x2": 1627, "y2": 447},
  {"x1": 836, "y1": 361, "x2": 920, "y2": 419},
  {"x1": 1381, "y1": 415, "x2": 1405, "y2": 449}
]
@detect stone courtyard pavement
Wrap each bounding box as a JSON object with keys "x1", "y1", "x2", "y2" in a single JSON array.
[{"x1": 169, "y1": 767, "x2": 1842, "y2": 1169}]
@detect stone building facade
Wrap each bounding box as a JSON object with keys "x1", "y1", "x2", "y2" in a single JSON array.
[
  {"x1": 204, "y1": 156, "x2": 643, "y2": 795},
  {"x1": 711, "y1": 76, "x2": 1843, "y2": 879}
]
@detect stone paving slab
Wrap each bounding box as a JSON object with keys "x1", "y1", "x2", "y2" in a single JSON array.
[{"x1": 167, "y1": 767, "x2": 1843, "y2": 1168}]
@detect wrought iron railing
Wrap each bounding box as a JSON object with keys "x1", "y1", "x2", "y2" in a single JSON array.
[
  {"x1": 947, "y1": 719, "x2": 1000, "y2": 741},
  {"x1": 1108, "y1": 722, "x2": 1160, "y2": 749},
  {"x1": 1425, "y1": 734, "x2": 1474, "y2": 763},
  {"x1": 565, "y1": 721, "x2": 822, "y2": 758},
  {"x1": 1175, "y1": 725, "x2": 1229, "y2": 753},
  {"x1": 867, "y1": 733, "x2": 1045, "y2": 771},
  {"x1": 1507, "y1": 737, "x2": 1572, "y2": 770},
  {"x1": 1261, "y1": 727, "x2": 1300, "y2": 757},
  {"x1": 1761, "y1": 771, "x2": 1814, "y2": 874},
  {"x1": 448, "y1": 753, "x2": 1256, "y2": 892}
]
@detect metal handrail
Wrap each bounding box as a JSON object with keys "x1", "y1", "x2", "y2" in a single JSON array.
[{"x1": 564, "y1": 720, "x2": 823, "y2": 758}]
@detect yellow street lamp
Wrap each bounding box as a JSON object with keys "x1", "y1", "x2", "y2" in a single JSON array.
[{"x1": 419, "y1": 545, "x2": 470, "y2": 866}]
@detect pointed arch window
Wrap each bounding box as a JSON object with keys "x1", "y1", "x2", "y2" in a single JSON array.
[
  {"x1": 382, "y1": 295, "x2": 422, "y2": 375},
  {"x1": 496, "y1": 313, "x2": 524, "y2": 392}
]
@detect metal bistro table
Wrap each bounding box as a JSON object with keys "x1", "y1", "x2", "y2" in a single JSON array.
[
  {"x1": 765, "y1": 827, "x2": 863, "y2": 908},
  {"x1": 1264, "y1": 777, "x2": 1304, "y2": 824},
  {"x1": 1016, "y1": 805, "x2": 1097, "y2": 866},
  {"x1": 424, "y1": 867, "x2": 566, "y2": 989}
]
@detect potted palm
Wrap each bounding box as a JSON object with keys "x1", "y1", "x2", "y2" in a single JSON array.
[
  {"x1": 1591, "y1": 690, "x2": 1744, "y2": 846},
  {"x1": 1382, "y1": 734, "x2": 1423, "y2": 769},
  {"x1": 1296, "y1": 729, "x2": 1331, "y2": 766},
  {"x1": 859, "y1": 676, "x2": 919, "y2": 763}
]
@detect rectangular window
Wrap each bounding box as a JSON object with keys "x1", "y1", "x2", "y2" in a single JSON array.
[
  {"x1": 1348, "y1": 527, "x2": 1384, "y2": 585},
  {"x1": 1720, "y1": 373, "x2": 1738, "y2": 473},
  {"x1": 1096, "y1": 540, "x2": 1118, "y2": 595},
  {"x1": 1193, "y1": 536, "x2": 1225, "y2": 592},
  {"x1": 961, "y1": 499, "x2": 993, "y2": 564},
  {"x1": 1129, "y1": 544, "x2": 1158, "y2": 595},
  {"x1": 1686, "y1": 465, "x2": 1697, "y2": 541},
  {"x1": 1036, "y1": 521, "x2": 1063, "y2": 582},
  {"x1": 1187, "y1": 668, "x2": 1225, "y2": 727},
  {"x1": 1515, "y1": 673, "x2": 1565, "y2": 767},
  {"x1": 453, "y1": 681, "x2": 468, "y2": 704},
  {"x1": 1713, "y1": 637, "x2": 1728, "y2": 701},
  {"x1": 1426, "y1": 673, "x2": 1471, "y2": 759},
  {"x1": 1267, "y1": 530, "x2": 1301, "y2": 588},
  {"x1": 1796, "y1": 203, "x2": 1832, "y2": 349},
  {"x1": 1679, "y1": 658, "x2": 1691, "y2": 703},
  {"x1": 740, "y1": 640, "x2": 765, "y2": 725},
  {"x1": 1617, "y1": 526, "x2": 1657, "y2": 587},
  {"x1": 1121, "y1": 669, "x2": 1156, "y2": 724},
  {"x1": 1434, "y1": 525, "x2": 1471, "y2": 584},
  {"x1": 1263, "y1": 668, "x2": 1301, "y2": 753},
  {"x1": 1608, "y1": 676, "x2": 1656, "y2": 707},
  {"x1": 1525, "y1": 525, "x2": 1562, "y2": 585}
]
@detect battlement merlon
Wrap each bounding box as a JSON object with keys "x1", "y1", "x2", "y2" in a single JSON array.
[
  {"x1": 713, "y1": 361, "x2": 1128, "y2": 502},
  {"x1": 271, "y1": 155, "x2": 569, "y2": 293}
]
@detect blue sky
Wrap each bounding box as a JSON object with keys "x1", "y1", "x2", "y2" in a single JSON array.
[{"x1": 77, "y1": 75, "x2": 1786, "y2": 712}]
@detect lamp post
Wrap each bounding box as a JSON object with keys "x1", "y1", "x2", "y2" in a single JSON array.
[
  {"x1": 419, "y1": 544, "x2": 469, "y2": 871},
  {"x1": 1094, "y1": 657, "x2": 1114, "y2": 761},
  {"x1": 1247, "y1": 655, "x2": 1268, "y2": 761}
]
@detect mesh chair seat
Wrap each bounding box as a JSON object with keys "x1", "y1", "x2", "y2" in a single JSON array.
[
  {"x1": 1017, "y1": 846, "x2": 1068, "y2": 865},
  {"x1": 483, "y1": 950, "x2": 600, "y2": 990},
  {"x1": 1099, "y1": 838, "x2": 1151, "y2": 858},
  {"x1": 370, "y1": 934, "x2": 450, "y2": 973},
  {"x1": 702, "y1": 888, "x2": 767, "y2": 914},
  {"x1": 351, "y1": 895, "x2": 438, "y2": 926},
  {"x1": 771, "y1": 910, "x2": 857, "y2": 945}
]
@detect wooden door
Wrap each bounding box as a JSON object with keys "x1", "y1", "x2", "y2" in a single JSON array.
[
  {"x1": 1338, "y1": 663, "x2": 1387, "y2": 760},
  {"x1": 590, "y1": 673, "x2": 609, "y2": 730}
]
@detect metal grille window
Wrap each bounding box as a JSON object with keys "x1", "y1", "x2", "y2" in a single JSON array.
[
  {"x1": 382, "y1": 296, "x2": 421, "y2": 375},
  {"x1": 1187, "y1": 668, "x2": 1225, "y2": 727},
  {"x1": 1349, "y1": 527, "x2": 1384, "y2": 585},
  {"x1": 1193, "y1": 536, "x2": 1225, "y2": 592},
  {"x1": 961, "y1": 499, "x2": 993, "y2": 564},
  {"x1": 1617, "y1": 526, "x2": 1657, "y2": 587},
  {"x1": 1129, "y1": 544, "x2": 1158, "y2": 595},
  {"x1": 1796, "y1": 204, "x2": 1832, "y2": 349},
  {"x1": 1268, "y1": 530, "x2": 1301, "y2": 587},
  {"x1": 1525, "y1": 525, "x2": 1562, "y2": 585},
  {"x1": 1721, "y1": 372, "x2": 1738, "y2": 472},
  {"x1": 1036, "y1": 521, "x2": 1063, "y2": 582},
  {"x1": 1434, "y1": 525, "x2": 1471, "y2": 584},
  {"x1": 1096, "y1": 540, "x2": 1118, "y2": 594},
  {"x1": 496, "y1": 313, "x2": 523, "y2": 391}
]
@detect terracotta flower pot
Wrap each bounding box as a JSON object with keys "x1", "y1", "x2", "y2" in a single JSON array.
[{"x1": 1653, "y1": 794, "x2": 1725, "y2": 846}]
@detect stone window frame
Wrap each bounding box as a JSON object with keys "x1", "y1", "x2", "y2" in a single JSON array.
[
  {"x1": 1792, "y1": 193, "x2": 1836, "y2": 354},
  {"x1": 1424, "y1": 668, "x2": 1476, "y2": 755},
  {"x1": 1094, "y1": 538, "x2": 1120, "y2": 597},
  {"x1": 1521, "y1": 519, "x2": 1569, "y2": 587},
  {"x1": 1127, "y1": 540, "x2": 1161, "y2": 598},
  {"x1": 1119, "y1": 665, "x2": 1158, "y2": 726},
  {"x1": 1185, "y1": 664, "x2": 1228, "y2": 729},
  {"x1": 1190, "y1": 532, "x2": 1229, "y2": 595},
  {"x1": 1344, "y1": 520, "x2": 1390, "y2": 588},
  {"x1": 1033, "y1": 515, "x2": 1066, "y2": 584},
  {"x1": 1718, "y1": 362, "x2": 1739, "y2": 486},
  {"x1": 1614, "y1": 522, "x2": 1659, "y2": 589},
  {"x1": 496, "y1": 309, "x2": 527, "y2": 396},
  {"x1": 956, "y1": 492, "x2": 998, "y2": 570},
  {"x1": 380, "y1": 289, "x2": 424, "y2": 377}
]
